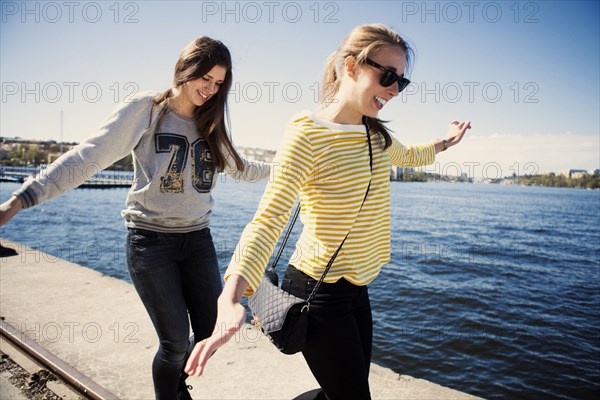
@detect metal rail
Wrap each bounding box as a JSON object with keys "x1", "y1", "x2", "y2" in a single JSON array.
[{"x1": 0, "y1": 319, "x2": 119, "y2": 400}]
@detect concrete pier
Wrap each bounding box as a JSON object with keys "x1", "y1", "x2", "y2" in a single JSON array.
[{"x1": 0, "y1": 238, "x2": 482, "y2": 399}]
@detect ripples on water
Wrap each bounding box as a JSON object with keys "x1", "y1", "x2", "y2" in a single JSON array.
[{"x1": 1, "y1": 180, "x2": 599, "y2": 399}]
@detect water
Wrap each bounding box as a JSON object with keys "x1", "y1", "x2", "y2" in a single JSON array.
[{"x1": 1, "y1": 179, "x2": 599, "y2": 399}]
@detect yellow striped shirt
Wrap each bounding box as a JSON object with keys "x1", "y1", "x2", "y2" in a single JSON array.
[{"x1": 225, "y1": 111, "x2": 435, "y2": 296}]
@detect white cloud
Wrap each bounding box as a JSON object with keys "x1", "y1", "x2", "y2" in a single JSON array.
[{"x1": 429, "y1": 132, "x2": 600, "y2": 178}]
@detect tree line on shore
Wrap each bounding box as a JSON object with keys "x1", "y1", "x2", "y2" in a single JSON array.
[
  {"x1": 1, "y1": 140, "x2": 133, "y2": 170},
  {"x1": 509, "y1": 173, "x2": 600, "y2": 189},
  {"x1": 401, "y1": 171, "x2": 600, "y2": 189}
]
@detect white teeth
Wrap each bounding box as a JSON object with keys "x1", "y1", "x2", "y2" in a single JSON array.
[{"x1": 375, "y1": 96, "x2": 387, "y2": 107}]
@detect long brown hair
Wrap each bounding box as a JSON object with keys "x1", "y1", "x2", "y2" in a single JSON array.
[
  {"x1": 153, "y1": 37, "x2": 244, "y2": 171},
  {"x1": 320, "y1": 24, "x2": 413, "y2": 149}
]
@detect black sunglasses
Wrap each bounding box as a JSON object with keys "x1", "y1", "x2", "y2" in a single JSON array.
[{"x1": 365, "y1": 58, "x2": 411, "y2": 93}]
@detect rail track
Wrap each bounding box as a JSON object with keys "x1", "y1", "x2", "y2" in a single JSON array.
[{"x1": 0, "y1": 319, "x2": 118, "y2": 400}]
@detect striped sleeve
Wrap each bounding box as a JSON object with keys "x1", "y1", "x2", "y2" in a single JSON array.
[
  {"x1": 387, "y1": 137, "x2": 435, "y2": 167},
  {"x1": 224, "y1": 120, "x2": 313, "y2": 296}
]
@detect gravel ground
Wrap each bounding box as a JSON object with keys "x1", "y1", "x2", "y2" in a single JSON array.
[{"x1": 0, "y1": 351, "x2": 60, "y2": 400}]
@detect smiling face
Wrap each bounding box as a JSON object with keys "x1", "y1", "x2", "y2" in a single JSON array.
[
  {"x1": 352, "y1": 45, "x2": 407, "y2": 118},
  {"x1": 174, "y1": 64, "x2": 227, "y2": 116}
]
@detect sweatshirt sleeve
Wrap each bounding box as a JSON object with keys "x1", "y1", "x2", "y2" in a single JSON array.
[
  {"x1": 224, "y1": 120, "x2": 312, "y2": 296},
  {"x1": 221, "y1": 142, "x2": 272, "y2": 182},
  {"x1": 387, "y1": 137, "x2": 436, "y2": 168},
  {"x1": 13, "y1": 93, "x2": 154, "y2": 208}
]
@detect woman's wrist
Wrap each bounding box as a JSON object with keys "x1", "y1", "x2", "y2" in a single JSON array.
[
  {"x1": 220, "y1": 274, "x2": 249, "y2": 304},
  {"x1": 434, "y1": 139, "x2": 449, "y2": 153},
  {"x1": 0, "y1": 195, "x2": 24, "y2": 226},
  {"x1": 10, "y1": 195, "x2": 24, "y2": 209}
]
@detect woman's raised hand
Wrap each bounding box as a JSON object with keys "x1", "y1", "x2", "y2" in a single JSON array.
[{"x1": 444, "y1": 120, "x2": 472, "y2": 148}]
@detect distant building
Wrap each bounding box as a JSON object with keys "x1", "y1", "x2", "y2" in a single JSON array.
[
  {"x1": 47, "y1": 153, "x2": 64, "y2": 164},
  {"x1": 0, "y1": 136, "x2": 27, "y2": 143},
  {"x1": 558, "y1": 169, "x2": 589, "y2": 178},
  {"x1": 237, "y1": 146, "x2": 276, "y2": 163},
  {"x1": 393, "y1": 167, "x2": 416, "y2": 181}
]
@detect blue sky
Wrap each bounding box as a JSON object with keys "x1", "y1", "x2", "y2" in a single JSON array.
[{"x1": 1, "y1": 0, "x2": 599, "y2": 178}]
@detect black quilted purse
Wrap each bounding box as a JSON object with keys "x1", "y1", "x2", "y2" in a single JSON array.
[{"x1": 248, "y1": 127, "x2": 373, "y2": 355}]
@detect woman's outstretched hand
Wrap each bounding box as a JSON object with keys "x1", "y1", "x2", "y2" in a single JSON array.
[
  {"x1": 184, "y1": 274, "x2": 249, "y2": 377},
  {"x1": 445, "y1": 120, "x2": 472, "y2": 148}
]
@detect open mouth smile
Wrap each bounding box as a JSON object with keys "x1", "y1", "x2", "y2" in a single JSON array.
[{"x1": 374, "y1": 96, "x2": 388, "y2": 110}]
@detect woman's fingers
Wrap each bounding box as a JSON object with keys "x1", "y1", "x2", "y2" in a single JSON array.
[
  {"x1": 184, "y1": 340, "x2": 206, "y2": 376},
  {"x1": 184, "y1": 301, "x2": 246, "y2": 377},
  {"x1": 445, "y1": 120, "x2": 472, "y2": 147}
]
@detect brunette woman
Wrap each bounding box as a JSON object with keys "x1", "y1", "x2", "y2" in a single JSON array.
[{"x1": 0, "y1": 37, "x2": 271, "y2": 400}]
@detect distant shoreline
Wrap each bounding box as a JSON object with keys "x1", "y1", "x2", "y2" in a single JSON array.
[
  {"x1": 395, "y1": 171, "x2": 600, "y2": 189},
  {"x1": 2, "y1": 137, "x2": 599, "y2": 189}
]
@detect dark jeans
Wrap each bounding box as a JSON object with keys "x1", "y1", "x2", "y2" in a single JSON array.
[
  {"x1": 126, "y1": 228, "x2": 222, "y2": 400},
  {"x1": 283, "y1": 265, "x2": 373, "y2": 400}
]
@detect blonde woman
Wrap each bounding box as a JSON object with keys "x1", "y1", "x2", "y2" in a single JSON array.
[{"x1": 185, "y1": 24, "x2": 471, "y2": 399}]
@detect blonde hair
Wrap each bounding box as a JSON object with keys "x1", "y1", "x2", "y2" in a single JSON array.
[{"x1": 321, "y1": 24, "x2": 413, "y2": 148}]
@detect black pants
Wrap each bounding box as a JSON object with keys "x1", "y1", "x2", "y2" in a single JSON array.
[
  {"x1": 126, "y1": 228, "x2": 222, "y2": 399},
  {"x1": 283, "y1": 265, "x2": 373, "y2": 400}
]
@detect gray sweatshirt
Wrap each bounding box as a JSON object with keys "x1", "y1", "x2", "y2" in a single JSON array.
[{"x1": 14, "y1": 91, "x2": 271, "y2": 233}]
